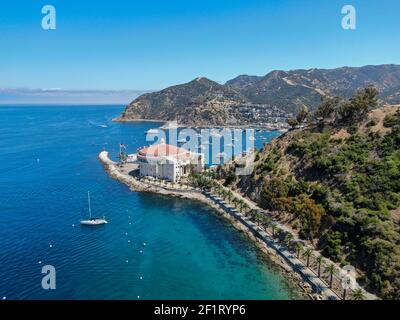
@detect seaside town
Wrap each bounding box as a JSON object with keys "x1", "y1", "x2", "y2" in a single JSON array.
[
  {"x1": 98, "y1": 121, "x2": 380, "y2": 300},
  {"x1": 3, "y1": 0, "x2": 400, "y2": 308}
]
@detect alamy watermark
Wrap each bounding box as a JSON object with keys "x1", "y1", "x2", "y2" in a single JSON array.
[
  {"x1": 41, "y1": 265, "x2": 56, "y2": 290},
  {"x1": 342, "y1": 5, "x2": 356, "y2": 30},
  {"x1": 144, "y1": 123, "x2": 256, "y2": 176},
  {"x1": 41, "y1": 5, "x2": 56, "y2": 30}
]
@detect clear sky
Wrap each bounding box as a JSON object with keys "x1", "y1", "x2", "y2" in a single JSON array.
[{"x1": 1, "y1": 0, "x2": 399, "y2": 92}]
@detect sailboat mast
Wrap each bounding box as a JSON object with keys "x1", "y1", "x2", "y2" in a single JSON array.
[{"x1": 88, "y1": 191, "x2": 92, "y2": 218}]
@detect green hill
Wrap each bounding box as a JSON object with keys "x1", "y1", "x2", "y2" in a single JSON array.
[{"x1": 220, "y1": 89, "x2": 400, "y2": 299}]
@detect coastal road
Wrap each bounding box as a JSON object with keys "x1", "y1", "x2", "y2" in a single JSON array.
[{"x1": 204, "y1": 191, "x2": 340, "y2": 300}]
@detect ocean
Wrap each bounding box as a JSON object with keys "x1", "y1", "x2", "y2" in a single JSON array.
[{"x1": 0, "y1": 105, "x2": 297, "y2": 300}]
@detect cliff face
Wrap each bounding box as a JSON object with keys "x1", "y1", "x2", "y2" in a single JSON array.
[
  {"x1": 118, "y1": 65, "x2": 400, "y2": 125},
  {"x1": 220, "y1": 103, "x2": 400, "y2": 299}
]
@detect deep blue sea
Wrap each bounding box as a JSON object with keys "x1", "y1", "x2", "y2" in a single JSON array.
[{"x1": 0, "y1": 105, "x2": 296, "y2": 300}]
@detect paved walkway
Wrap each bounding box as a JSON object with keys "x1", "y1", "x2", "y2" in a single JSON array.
[
  {"x1": 100, "y1": 152, "x2": 373, "y2": 300},
  {"x1": 204, "y1": 191, "x2": 340, "y2": 300},
  {"x1": 211, "y1": 182, "x2": 376, "y2": 300}
]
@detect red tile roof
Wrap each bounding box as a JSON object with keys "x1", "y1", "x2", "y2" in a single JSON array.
[{"x1": 138, "y1": 143, "x2": 191, "y2": 160}]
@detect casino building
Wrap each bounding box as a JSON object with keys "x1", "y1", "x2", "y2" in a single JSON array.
[{"x1": 137, "y1": 143, "x2": 204, "y2": 182}]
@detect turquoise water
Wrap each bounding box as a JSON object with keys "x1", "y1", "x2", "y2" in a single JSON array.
[{"x1": 0, "y1": 105, "x2": 295, "y2": 300}]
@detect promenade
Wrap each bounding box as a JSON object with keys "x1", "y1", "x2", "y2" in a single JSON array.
[
  {"x1": 204, "y1": 192, "x2": 340, "y2": 300},
  {"x1": 99, "y1": 150, "x2": 375, "y2": 300}
]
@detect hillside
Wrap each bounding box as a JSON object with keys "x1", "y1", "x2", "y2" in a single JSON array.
[
  {"x1": 235, "y1": 65, "x2": 400, "y2": 112},
  {"x1": 219, "y1": 91, "x2": 400, "y2": 299},
  {"x1": 116, "y1": 77, "x2": 249, "y2": 126},
  {"x1": 118, "y1": 64, "x2": 400, "y2": 125}
]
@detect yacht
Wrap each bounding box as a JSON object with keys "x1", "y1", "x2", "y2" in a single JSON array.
[
  {"x1": 80, "y1": 192, "x2": 108, "y2": 226},
  {"x1": 145, "y1": 128, "x2": 160, "y2": 135}
]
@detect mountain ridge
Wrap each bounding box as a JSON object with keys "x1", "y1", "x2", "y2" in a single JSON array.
[{"x1": 118, "y1": 64, "x2": 400, "y2": 125}]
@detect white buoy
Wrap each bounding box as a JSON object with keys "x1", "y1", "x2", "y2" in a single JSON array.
[
  {"x1": 128, "y1": 240, "x2": 131, "y2": 243},
  {"x1": 139, "y1": 250, "x2": 143, "y2": 254},
  {"x1": 2, "y1": 296, "x2": 6, "y2": 300},
  {"x1": 143, "y1": 242, "x2": 146, "y2": 247},
  {"x1": 38, "y1": 261, "x2": 42, "y2": 264},
  {"x1": 126, "y1": 260, "x2": 129, "y2": 263},
  {"x1": 49, "y1": 244, "x2": 53, "y2": 248},
  {"x1": 139, "y1": 276, "x2": 143, "y2": 280},
  {"x1": 137, "y1": 296, "x2": 140, "y2": 299}
]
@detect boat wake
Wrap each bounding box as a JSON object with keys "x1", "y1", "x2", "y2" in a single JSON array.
[{"x1": 88, "y1": 120, "x2": 108, "y2": 128}]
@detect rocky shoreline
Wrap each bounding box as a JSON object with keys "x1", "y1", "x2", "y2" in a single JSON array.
[{"x1": 98, "y1": 151, "x2": 332, "y2": 300}]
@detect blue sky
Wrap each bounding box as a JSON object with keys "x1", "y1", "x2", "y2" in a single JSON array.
[{"x1": 1, "y1": 0, "x2": 399, "y2": 93}]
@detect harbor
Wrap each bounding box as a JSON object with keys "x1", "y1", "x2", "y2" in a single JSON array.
[
  {"x1": 0, "y1": 105, "x2": 295, "y2": 300},
  {"x1": 99, "y1": 149, "x2": 374, "y2": 300}
]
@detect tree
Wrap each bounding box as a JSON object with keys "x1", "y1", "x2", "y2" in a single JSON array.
[
  {"x1": 343, "y1": 287, "x2": 348, "y2": 300},
  {"x1": 287, "y1": 117, "x2": 298, "y2": 129},
  {"x1": 303, "y1": 248, "x2": 314, "y2": 267},
  {"x1": 296, "y1": 106, "x2": 310, "y2": 124},
  {"x1": 284, "y1": 233, "x2": 294, "y2": 246},
  {"x1": 254, "y1": 212, "x2": 263, "y2": 225},
  {"x1": 352, "y1": 288, "x2": 366, "y2": 300},
  {"x1": 242, "y1": 203, "x2": 250, "y2": 215},
  {"x1": 261, "y1": 178, "x2": 289, "y2": 211},
  {"x1": 237, "y1": 199, "x2": 244, "y2": 211},
  {"x1": 292, "y1": 195, "x2": 325, "y2": 240},
  {"x1": 228, "y1": 191, "x2": 234, "y2": 203},
  {"x1": 295, "y1": 242, "x2": 304, "y2": 258},
  {"x1": 326, "y1": 264, "x2": 337, "y2": 288},
  {"x1": 316, "y1": 256, "x2": 324, "y2": 277},
  {"x1": 261, "y1": 215, "x2": 272, "y2": 229},
  {"x1": 315, "y1": 97, "x2": 341, "y2": 122},
  {"x1": 270, "y1": 224, "x2": 278, "y2": 237},
  {"x1": 338, "y1": 86, "x2": 378, "y2": 122}
]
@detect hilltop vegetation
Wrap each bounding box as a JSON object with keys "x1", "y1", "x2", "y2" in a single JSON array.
[{"x1": 220, "y1": 88, "x2": 400, "y2": 299}]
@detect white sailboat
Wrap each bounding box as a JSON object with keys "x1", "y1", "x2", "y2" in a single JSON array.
[{"x1": 80, "y1": 192, "x2": 108, "y2": 225}]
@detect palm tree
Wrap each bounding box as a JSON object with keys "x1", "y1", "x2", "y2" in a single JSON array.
[
  {"x1": 274, "y1": 227, "x2": 283, "y2": 239},
  {"x1": 270, "y1": 224, "x2": 278, "y2": 237},
  {"x1": 262, "y1": 216, "x2": 272, "y2": 229},
  {"x1": 243, "y1": 203, "x2": 250, "y2": 215},
  {"x1": 352, "y1": 288, "x2": 366, "y2": 300},
  {"x1": 316, "y1": 256, "x2": 324, "y2": 277},
  {"x1": 237, "y1": 200, "x2": 245, "y2": 212},
  {"x1": 326, "y1": 264, "x2": 337, "y2": 288},
  {"x1": 255, "y1": 213, "x2": 264, "y2": 226},
  {"x1": 295, "y1": 242, "x2": 304, "y2": 259},
  {"x1": 221, "y1": 190, "x2": 227, "y2": 200},
  {"x1": 303, "y1": 248, "x2": 314, "y2": 267},
  {"x1": 284, "y1": 233, "x2": 294, "y2": 246},
  {"x1": 227, "y1": 191, "x2": 233, "y2": 202}
]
